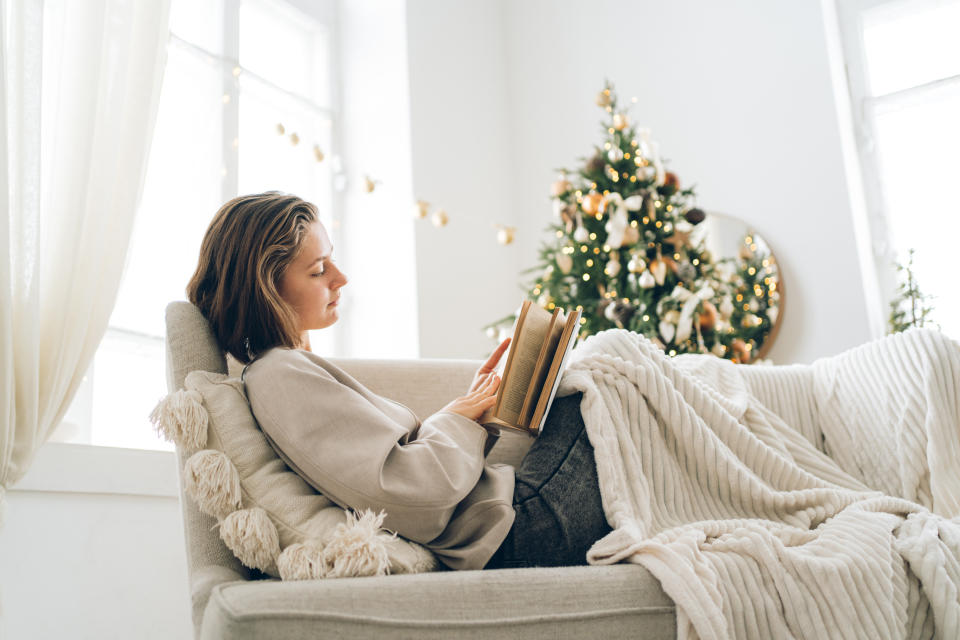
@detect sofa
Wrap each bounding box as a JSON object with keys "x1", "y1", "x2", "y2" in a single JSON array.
[{"x1": 165, "y1": 301, "x2": 678, "y2": 639}]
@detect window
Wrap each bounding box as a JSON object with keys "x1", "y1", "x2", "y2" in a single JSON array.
[
  {"x1": 53, "y1": 0, "x2": 339, "y2": 451},
  {"x1": 834, "y1": 0, "x2": 960, "y2": 336}
]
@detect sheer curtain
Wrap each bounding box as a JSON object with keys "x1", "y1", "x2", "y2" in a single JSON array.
[{"x1": 0, "y1": 0, "x2": 171, "y2": 522}]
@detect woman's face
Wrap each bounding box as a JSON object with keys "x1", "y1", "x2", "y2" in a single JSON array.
[{"x1": 278, "y1": 221, "x2": 348, "y2": 333}]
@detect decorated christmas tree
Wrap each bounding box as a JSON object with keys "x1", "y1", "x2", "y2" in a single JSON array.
[{"x1": 485, "y1": 82, "x2": 782, "y2": 363}]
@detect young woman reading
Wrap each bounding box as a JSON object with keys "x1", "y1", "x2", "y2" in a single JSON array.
[{"x1": 186, "y1": 192, "x2": 611, "y2": 570}]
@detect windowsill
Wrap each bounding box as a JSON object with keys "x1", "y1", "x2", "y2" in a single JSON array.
[{"x1": 13, "y1": 442, "x2": 179, "y2": 498}]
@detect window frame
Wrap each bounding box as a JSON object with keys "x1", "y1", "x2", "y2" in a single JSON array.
[{"x1": 830, "y1": 0, "x2": 960, "y2": 335}]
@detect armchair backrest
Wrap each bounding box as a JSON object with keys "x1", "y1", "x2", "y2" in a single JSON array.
[{"x1": 164, "y1": 302, "x2": 252, "y2": 635}]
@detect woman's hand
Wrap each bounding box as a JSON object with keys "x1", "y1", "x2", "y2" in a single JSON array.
[
  {"x1": 468, "y1": 338, "x2": 511, "y2": 393},
  {"x1": 442, "y1": 372, "x2": 501, "y2": 421}
]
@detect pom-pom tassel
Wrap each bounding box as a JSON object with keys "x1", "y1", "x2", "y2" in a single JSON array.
[
  {"x1": 220, "y1": 507, "x2": 281, "y2": 574},
  {"x1": 321, "y1": 509, "x2": 392, "y2": 578},
  {"x1": 149, "y1": 389, "x2": 208, "y2": 450},
  {"x1": 184, "y1": 450, "x2": 242, "y2": 519},
  {"x1": 277, "y1": 541, "x2": 327, "y2": 581}
]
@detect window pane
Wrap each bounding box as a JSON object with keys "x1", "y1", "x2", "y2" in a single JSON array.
[
  {"x1": 89, "y1": 332, "x2": 172, "y2": 451},
  {"x1": 170, "y1": 0, "x2": 224, "y2": 55},
  {"x1": 862, "y1": 0, "x2": 960, "y2": 96},
  {"x1": 57, "y1": 42, "x2": 226, "y2": 449},
  {"x1": 239, "y1": 0, "x2": 331, "y2": 106},
  {"x1": 872, "y1": 86, "x2": 960, "y2": 336},
  {"x1": 109, "y1": 42, "x2": 225, "y2": 337}
]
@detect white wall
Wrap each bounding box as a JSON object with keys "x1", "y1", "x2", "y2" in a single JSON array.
[
  {"x1": 405, "y1": 0, "x2": 524, "y2": 361},
  {"x1": 406, "y1": 0, "x2": 873, "y2": 364},
  {"x1": 0, "y1": 446, "x2": 191, "y2": 640},
  {"x1": 334, "y1": 0, "x2": 421, "y2": 359}
]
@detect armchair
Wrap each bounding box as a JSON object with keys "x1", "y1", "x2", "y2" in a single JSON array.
[{"x1": 165, "y1": 301, "x2": 677, "y2": 639}]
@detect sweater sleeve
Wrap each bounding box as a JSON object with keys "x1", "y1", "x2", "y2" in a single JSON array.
[{"x1": 243, "y1": 349, "x2": 491, "y2": 542}]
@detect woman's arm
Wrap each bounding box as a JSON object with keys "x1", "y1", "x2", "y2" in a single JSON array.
[{"x1": 244, "y1": 349, "x2": 491, "y2": 542}]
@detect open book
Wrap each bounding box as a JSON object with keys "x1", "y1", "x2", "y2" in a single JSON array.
[{"x1": 478, "y1": 300, "x2": 582, "y2": 436}]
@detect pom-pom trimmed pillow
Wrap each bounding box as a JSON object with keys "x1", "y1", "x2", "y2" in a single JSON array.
[{"x1": 150, "y1": 370, "x2": 438, "y2": 580}]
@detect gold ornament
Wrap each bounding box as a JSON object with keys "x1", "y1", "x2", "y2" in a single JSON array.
[
  {"x1": 275, "y1": 123, "x2": 286, "y2": 135},
  {"x1": 731, "y1": 338, "x2": 751, "y2": 363},
  {"x1": 413, "y1": 200, "x2": 429, "y2": 219},
  {"x1": 496, "y1": 226, "x2": 516, "y2": 245},
  {"x1": 431, "y1": 209, "x2": 448, "y2": 227},
  {"x1": 612, "y1": 113, "x2": 629, "y2": 131},
  {"x1": 622, "y1": 225, "x2": 640, "y2": 246},
  {"x1": 551, "y1": 176, "x2": 572, "y2": 196},
  {"x1": 313, "y1": 145, "x2": 325, "y2": 162},
  {"x1": 698, "y1": 301, "x2": 718, "y2": 331},
  {"x1": 364, "y1": 176, "x2": 378, "y2": 193},
  {"x1": 595, "y1": 90, "x2": 612, "y2": 107},
  {"x1": 650, "y1": 259, "x2": 667, "y2": 285},
  {"x1": 581, "y1": 192, "x2": 605, "y2": 216},
  {"x1": 664, "y1": 228, "x2": 692, "y2": 249},
  {"x1": 556, "y1": 251, "x2": 573, "y2": 274},
  {"x1": 289, "y1": 132, "x2": 300, "y2": 146}
]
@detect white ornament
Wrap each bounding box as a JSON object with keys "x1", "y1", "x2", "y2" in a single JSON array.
[
  {"x1": 664, "y1": 309, "x2": 681, "y2": 324},
  {"x1": 624, "y1": 195, "x2": 643, "y2": 211},
  {"x1": 432, "y1": 209, "x2": 449, "y2": 227},
  {"x1": 719, "y1": 296, "x2": 734, "y2": 319},
  {"x1": 413, "y1": 200, "x2": 429, "y2": 219},
  {"x1": 604, "y1": 206, "x2": 629, "y2": 249},
  {"x1": 604, "y1": 302, "x2": 618, "y2": 321},
  {"x1": 767, "y1": 305, "x2": 779, "y2": 324},
  {"x1": 605, "y1": 258, "x2": 621, "y2": 277},
  {"x1": 622, "y1": 225, "x2": 639, "y2": 246},
  {"x1": 497, "y1": 327, "x2": 511, "y2": 343},
  {"x1": 639, "y1": 271, "x2": 656, "y2": 289},
  {"x1": 607, "y1": 147, "x2": 624, "y2": 162},
  {"x1": 485, "y1": 326, "x2": 497, "y2": 339},
  {"x1": 749, "y1": 298, "x2": 760, "y2": 312},
  {"x1": 659, "y1": 321, "x2": 676, "y2": 344},
  {"x1": 552, "y1": 199, "x2": 565, "y2": 219},
  {"x1": 544, "y1": 264, "x2": 555, "y2": 278},
  {"x1": 711, "y1": 342, "x2": 726, "y2": 357},
  {"x1": 537, "y1": 293, "x2": 550, "y2": 307},
  {"x1": 627, "y1": 254, "x2": 645, "y2": 273},
  {"x1": 556, "y1": 252, "x2": 573, "y2": 274},
  {"x1": 573, "y1": 224, "x2": 590, "y2": 243}
]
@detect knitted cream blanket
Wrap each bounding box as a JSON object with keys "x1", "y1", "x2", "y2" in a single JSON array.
[{"x1": 556, "y1": 328, "x2": 960, "y2": 640}]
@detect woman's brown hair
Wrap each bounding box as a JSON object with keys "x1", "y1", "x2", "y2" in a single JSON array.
[{"x1": 187, "y1": 192, "x2": 318, "y2": 363}]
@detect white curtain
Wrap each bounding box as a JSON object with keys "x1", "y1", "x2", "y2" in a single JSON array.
[{"x1": 0, "y1": 0, "x2": 171, "y2": 523}]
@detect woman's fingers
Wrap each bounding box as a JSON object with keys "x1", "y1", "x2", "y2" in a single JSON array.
[{"x1": 472, "y1": 373, "x2": 499, "y2": 396}]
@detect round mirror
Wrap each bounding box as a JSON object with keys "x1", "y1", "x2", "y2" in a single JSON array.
[{"x1": 692, "y1": 211, "x2": 784, "y2": 360}]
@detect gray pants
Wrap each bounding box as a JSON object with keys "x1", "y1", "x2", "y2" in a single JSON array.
[{"x1": 485, "y1": 391, "x2": 610, "y2": 568}]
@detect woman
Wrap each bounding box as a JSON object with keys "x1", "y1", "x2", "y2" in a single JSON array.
[{"x1": 187, "y1": 192, "x2": 611, "y2": 571}]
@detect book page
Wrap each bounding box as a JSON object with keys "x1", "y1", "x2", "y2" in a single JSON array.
[
  {"x1": 518, "y1": 308, "x2": 565, "y2": 428},
  {"x1": 496, "y1": 301, "x2": 555, "y2": 427},
  {"x1": 528, "y1": 308, "x2": 582, "y2": 435}
]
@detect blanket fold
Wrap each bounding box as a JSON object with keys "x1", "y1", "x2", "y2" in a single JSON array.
[{"x1": 557, "y1": 327, "x2": 960, "y2": 639}]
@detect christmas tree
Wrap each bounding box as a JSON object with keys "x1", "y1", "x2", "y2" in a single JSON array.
[
  {"x1": 888, "y1": 248, "x2": 936, "y2": 333},
  {"x1": 485, "y1": 82, "x2": 782, "y2": 363}
]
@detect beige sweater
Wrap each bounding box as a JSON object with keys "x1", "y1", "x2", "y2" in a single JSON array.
[{"x1": 243, "y1": 347, "x2": 515, "y2": 570}]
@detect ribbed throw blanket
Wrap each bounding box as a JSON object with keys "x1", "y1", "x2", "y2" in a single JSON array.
[{"x1": 556, "y1": 327, "x2": 960, "y2": 639}]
